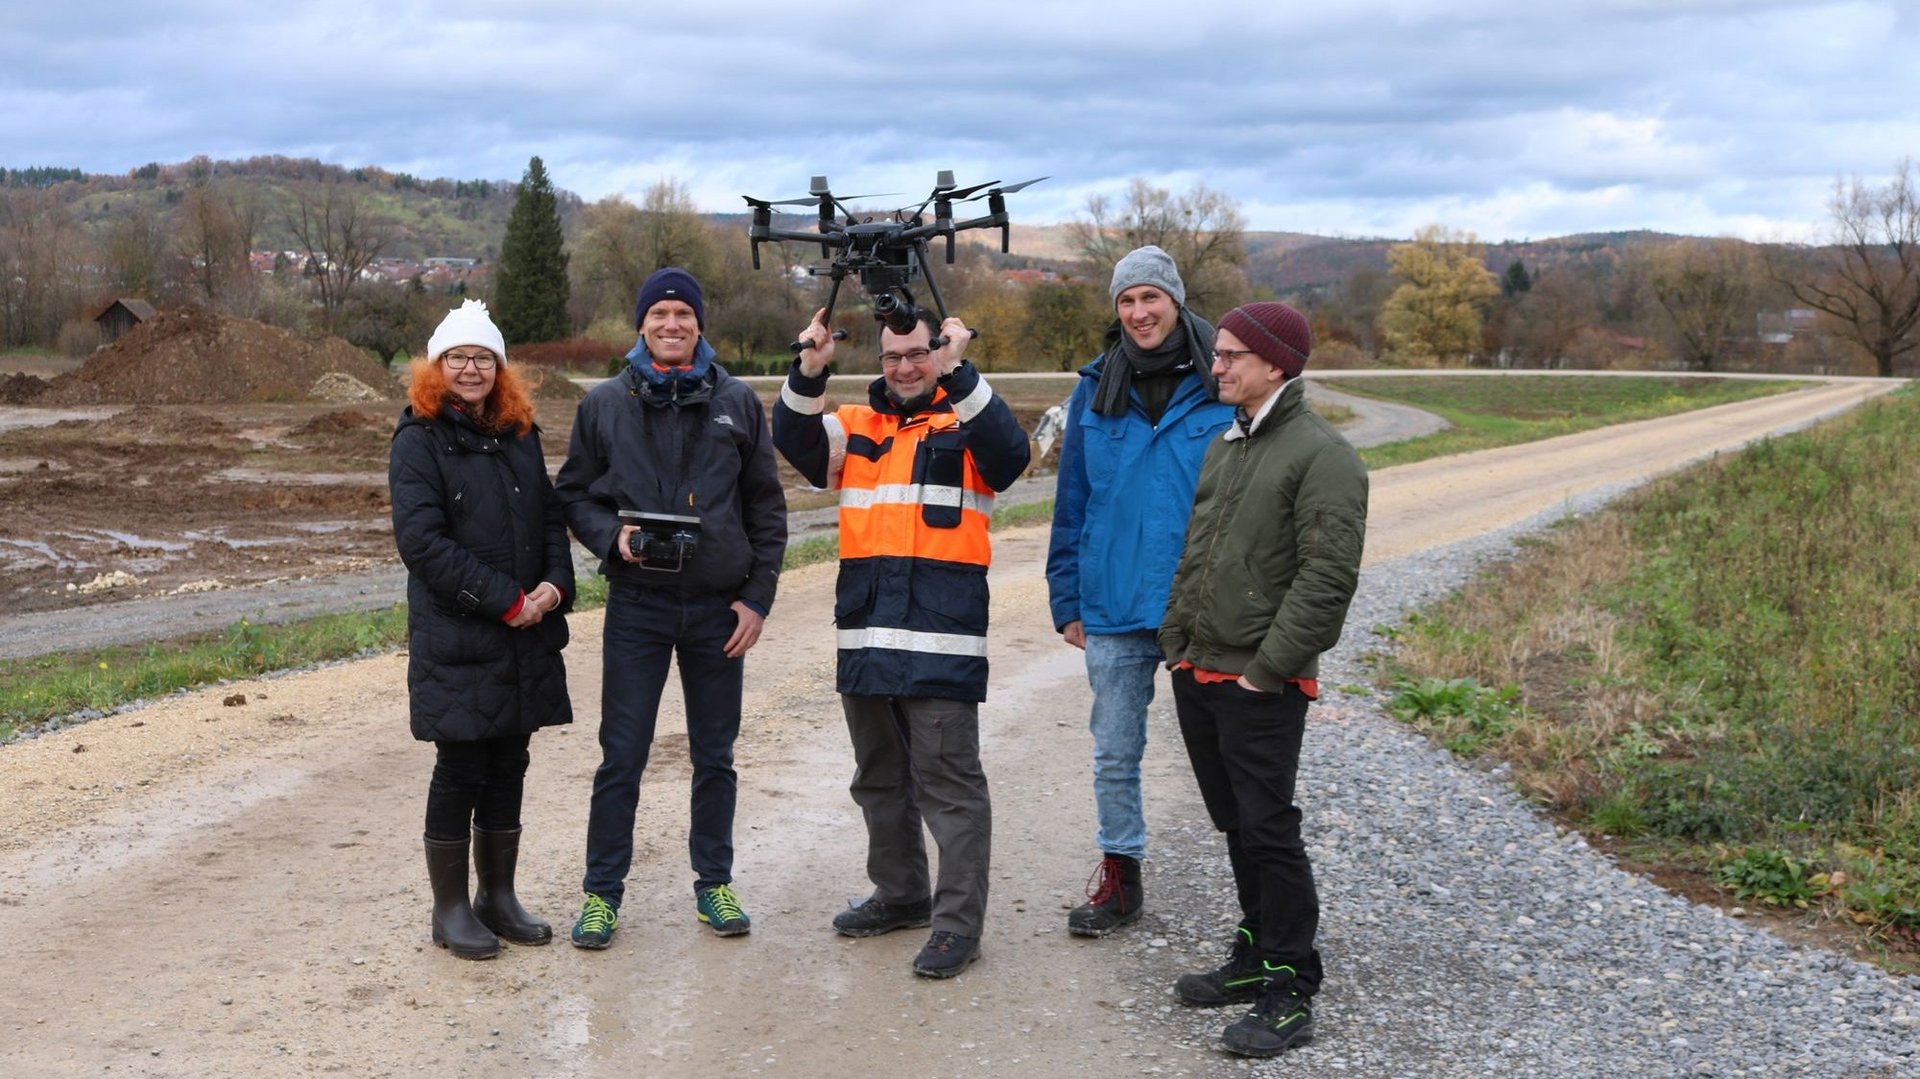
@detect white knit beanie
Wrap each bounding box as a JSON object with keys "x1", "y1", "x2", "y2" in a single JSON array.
[{"x1": 425, "y1": 299, "x2": 507, "y2": 362}]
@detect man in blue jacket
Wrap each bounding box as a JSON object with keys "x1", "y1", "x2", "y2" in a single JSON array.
[
  {"x1": 1046, "y1": 246, "x2": 1234, "y2": 936},
  {"x1": 555, "y1": 267, "x2": 787, "y2": 949}
]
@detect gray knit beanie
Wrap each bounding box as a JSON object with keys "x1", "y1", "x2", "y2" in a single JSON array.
[{"x1": 1109, "y1": 245, "x2": 1186, "y2": 307}]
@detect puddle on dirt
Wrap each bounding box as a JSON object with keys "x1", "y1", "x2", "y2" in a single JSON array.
[
  {"x1": 0, "y1": 537, "x2": 85, "y2": 571},
  {"x1": 179, "y1": 529, "x2": 302, "y2": 549},
  {"x1": 59, "y1": 529, "x2": 192, "y2": 552},
  {"x1": 0, "y1": 407, "x2": 116, "y2": 434},
  {"x1": 210, "y1": 466, "x2": 385, "y2": 486}
]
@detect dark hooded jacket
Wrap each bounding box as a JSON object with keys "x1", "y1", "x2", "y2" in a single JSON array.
[
  {"x1": 554, "y1": 350, "x2": 786, "y2": 612},
  {"x1": 389, "y1": 405, "x2": 574, "y2": 742}
]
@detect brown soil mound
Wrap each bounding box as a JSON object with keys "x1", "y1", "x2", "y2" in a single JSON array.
[
  {"x1": 289, "y1": 408, "x2": 386, "y2": 437},
  {"x1": 110, "y1": 405, "x2": 237, "y2": 441},
  {"x1": 0, "y1": 372, "x2": 50, "y2": 404},
  {"x1": 517, "y1": 363, "x2": 586, "y2": 403},
  {"x1": 40, "y1": 308, "x2": 403, "y2": 405}
]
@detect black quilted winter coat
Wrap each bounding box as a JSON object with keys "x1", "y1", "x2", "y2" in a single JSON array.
[{"x1": 389, "y1": 405, "x2": 574, "y2": 742}]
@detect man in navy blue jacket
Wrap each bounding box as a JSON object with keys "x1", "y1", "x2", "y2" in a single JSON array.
[
  {"x1": 555, "y1": 267, "x2": 787, "y2": 949},
  {"x1": 1046, "y1": 246, "x2": 1234, "y2": 936}
]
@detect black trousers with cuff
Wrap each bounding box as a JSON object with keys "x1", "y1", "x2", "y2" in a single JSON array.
[{"x1": 1171, "y1": 668, "x2": 1323, "y2": 996}]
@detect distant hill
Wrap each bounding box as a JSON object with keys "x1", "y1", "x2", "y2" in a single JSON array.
[
  {"x1": 7, "y1": 157, "x2": 1710, "y2": 287},
  {"x1": 8, "y1": 156, "x2": 582, "y2": 261}
]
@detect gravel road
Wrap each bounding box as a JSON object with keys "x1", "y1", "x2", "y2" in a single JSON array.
[{"x1": 0, "y1": 378, "x2": 1912, "y2": 1078}]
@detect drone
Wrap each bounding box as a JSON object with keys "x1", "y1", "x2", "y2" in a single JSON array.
[{"x1": 744, "y1": 170, "x2": 1046, "y2": 353}]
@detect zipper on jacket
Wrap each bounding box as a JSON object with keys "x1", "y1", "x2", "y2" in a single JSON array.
[{"x1": 1194, "y1": 436, "x2": 1252, "y2": 616}]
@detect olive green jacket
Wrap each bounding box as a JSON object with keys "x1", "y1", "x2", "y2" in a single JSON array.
[{"x1": 1158, "y1": 377, "x2": 1368, "y2": 690}]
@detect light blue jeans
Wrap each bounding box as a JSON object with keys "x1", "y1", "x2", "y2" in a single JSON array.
[{"x1": 1084, "y1": 630, "x2": 1162, "y2": 861}]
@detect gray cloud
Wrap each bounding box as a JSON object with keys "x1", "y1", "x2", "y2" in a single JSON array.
[{"x1": 1, "y1": 0, "x2": 1914, "y2": 239}]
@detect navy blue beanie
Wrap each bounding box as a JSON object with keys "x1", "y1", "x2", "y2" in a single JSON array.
[{"x1": 634, "y1": 267, "x2": 706, "y2": 330}]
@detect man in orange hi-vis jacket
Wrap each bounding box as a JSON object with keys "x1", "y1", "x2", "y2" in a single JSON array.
[{"x1": 773, "y1": 304, "x2": 1030, "y2": 979}]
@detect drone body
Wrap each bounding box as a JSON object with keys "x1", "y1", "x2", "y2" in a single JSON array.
[{"x1": 744, "y1": 172, "x2": 1047, "y2": 352}]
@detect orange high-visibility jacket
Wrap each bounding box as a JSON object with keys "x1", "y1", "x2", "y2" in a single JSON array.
[{"x1": 773, "y1": 361, "x2": 1031, "y2": 701}]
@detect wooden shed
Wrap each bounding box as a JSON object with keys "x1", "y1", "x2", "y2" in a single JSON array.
[{"x1": 92, "y1": 298, "x2": 157, "y2": 344}]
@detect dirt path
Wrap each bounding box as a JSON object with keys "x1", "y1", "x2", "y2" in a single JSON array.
[{"x1": 0, "y1": 380, "x2": 1899, "y2": 1077}]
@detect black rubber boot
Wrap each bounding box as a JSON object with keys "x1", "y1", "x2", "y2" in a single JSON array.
[
  {"x1": 471, "y1": 826, "x2": 552, "y2": 946},
  {"x1": 424, "y1": 834, "x2": 500, "y2": 960},
  {"x1": 1067, "y1": 854, "x2": 1144, "y2": 937}
]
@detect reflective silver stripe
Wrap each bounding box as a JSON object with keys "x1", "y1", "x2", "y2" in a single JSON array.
[
  {"x1": 837, "y1": 626, "x2": 989, "y2": 658},
  {"x1": 781, "y1": 379, "x2": 826, "y2": 415},
  {"x1": 822, "y1": 414, "x2": 847, "y2": 488},
  {"x1": 838, "y1": 483, "x2": 995, "y2": 514},
  {"x1": 950, "y1": 374, "x2": 993, "y2": 423}
]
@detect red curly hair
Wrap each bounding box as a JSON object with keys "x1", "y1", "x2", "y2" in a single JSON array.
[{"x1": 408, "y1": 354, "x2": 536, "y2": 436}]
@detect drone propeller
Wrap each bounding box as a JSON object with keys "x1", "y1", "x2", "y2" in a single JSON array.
[
  {"x1": 743, "y1": 194, "x2": 822, "y2": 209},
  {"x1": 959, "y1": 175, "x2": 1048, "y2": 201},
  {"x1": 947, "y1": 179, "x2": 1002, "y2": 201}
]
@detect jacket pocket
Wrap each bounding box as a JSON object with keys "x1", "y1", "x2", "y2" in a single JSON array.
[{"x1": 918, "y1": 432, "x2": 966, "y2": 530}]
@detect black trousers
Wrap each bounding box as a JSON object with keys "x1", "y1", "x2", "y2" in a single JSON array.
[
  {"x1": 425, "y1": 732, "x2": 533, "y2": 841},
  {"x1": 1171, "y1": 668, "x2": 1323, "y2": 996},
  {"x1": 583, "y1": 585, "x2": 744, "y2": 906}
]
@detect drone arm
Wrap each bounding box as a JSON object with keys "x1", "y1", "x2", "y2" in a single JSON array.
[{"x1": 789, "y1": 272, "x2": 851, "y2": 355}]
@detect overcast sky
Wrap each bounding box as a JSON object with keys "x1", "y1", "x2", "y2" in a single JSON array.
[{"x1": 4, "y1": 1, "x2": 1915, "y2": 242}]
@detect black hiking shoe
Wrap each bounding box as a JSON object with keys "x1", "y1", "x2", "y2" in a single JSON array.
[
  {"x1": 1221, "y1": 969, "x2": 1314, "y2": 1058},
  {"x1": 911, "y1": 931, "x2": 980, "y2": 978},
  {"x1": 1174, "y1": 925, "x2": 1265, "y2": 1006},
  {"x1": 832, "y1": 896, "x2": 933, "y2": 938},
  {"x1": 1067, "y1": 853, "x2": 1143, "y2": 937}
]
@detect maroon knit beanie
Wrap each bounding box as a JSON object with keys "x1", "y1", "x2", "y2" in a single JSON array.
[{"x1": 1219, "y1": 302, "x2": 1312, "y2": 380}]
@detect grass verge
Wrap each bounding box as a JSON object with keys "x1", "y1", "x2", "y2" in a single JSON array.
[
  {"x1": 1324, "y1": 375, "x2": 1804, "y2": 469},
  {"x1": 1, "y1": 500, "x2": 1060, "y2": 742},
  {"x1": 1377, "y1": 385, "x2": 1920, "y2": 965}
]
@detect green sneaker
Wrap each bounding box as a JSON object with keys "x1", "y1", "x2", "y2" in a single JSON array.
[
  {"x1": 570, "y1": 893, "x2": 617, "y2": 950},
  {"x1": 696, "y1": 884, "x2": 751, "y2": 936}
]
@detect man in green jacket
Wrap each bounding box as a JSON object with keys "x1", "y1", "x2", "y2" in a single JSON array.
[{"x1": 1158, "y1": 301, "x2": 1368, "y2": 1059}]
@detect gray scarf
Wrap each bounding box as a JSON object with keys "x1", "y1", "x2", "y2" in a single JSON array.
[{"x1": 1091, "y1": 308, "x2": 1219, "y2": 418}]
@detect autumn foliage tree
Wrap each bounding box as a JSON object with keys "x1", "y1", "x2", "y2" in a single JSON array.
[
  {"x1": 1025, "y1": 279, "x2": 1111, "y2": 371},
  {"x1": 1378, "y1": 225, "x2": 1498, "y2": 365}
]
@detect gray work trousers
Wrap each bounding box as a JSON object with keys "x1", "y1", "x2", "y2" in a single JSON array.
[{"x1": 841, "y1": 695, "x2": 993, "y2": 937}]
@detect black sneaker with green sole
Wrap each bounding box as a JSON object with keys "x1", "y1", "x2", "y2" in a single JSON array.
[{"x1": 1174, "y1": 925, "x2": 1265, "y2": 1006}]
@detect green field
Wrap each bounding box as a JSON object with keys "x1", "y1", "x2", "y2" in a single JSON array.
[{"x1": 1382, "y1": 385, "x2": 1920, "y2": 953}]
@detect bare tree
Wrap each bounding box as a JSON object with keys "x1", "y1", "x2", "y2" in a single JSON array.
[
  {"x1": 0, "y1": 187, "x2": 92, "y2": 348},
  {"x1": 1643, "y1": 238, "x2": 1762, "y2": 371},
  {"x1": 1507, "y1": 265, "x2": 1602, "y2": 368},
  {"x1": 571, "y1": 180, "x2": 720, "y2": 328},
  {"x1": 1771, "y1": 159, "x2": 1920, "y2": 377},
  {"x1": 181, "y1": 174, "x2": 260, "y2": 304},
  {"x1": 283, "y1": 181, "x2": 393, "y2": 330},
  {"x1": 1068, "y1": 179, "x2": 1249, "y2": 315},
  {"x1": 101, "y1": 203, "x2": 175, "y2": 298}
]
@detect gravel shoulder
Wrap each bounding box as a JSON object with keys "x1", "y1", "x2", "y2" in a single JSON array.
[{"x1": 0, "y1": 380, "x2": 1913, "y2": 1077}]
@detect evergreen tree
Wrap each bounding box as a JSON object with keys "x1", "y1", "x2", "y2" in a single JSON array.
[
  {"x1": 1501, "y1": 259, "x2": 1533, "y2": 297},
  {"x1": 494, "y1": 156, "x2": 571, "y2": 345}
]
